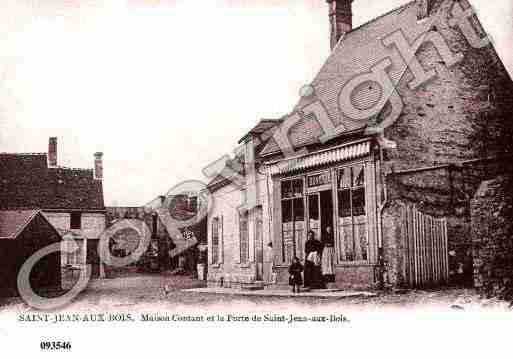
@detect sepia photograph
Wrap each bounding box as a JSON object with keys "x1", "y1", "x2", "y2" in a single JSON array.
[{"x1": 0, "y1": 0, "x2": 512, "y2": 357}]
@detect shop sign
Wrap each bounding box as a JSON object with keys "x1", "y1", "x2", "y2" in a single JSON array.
[{"x1": 307, "y1": 172, "x2": 331, "y2": 188}]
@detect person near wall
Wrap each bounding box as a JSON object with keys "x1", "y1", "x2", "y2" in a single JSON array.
[
  {"x1": 304, "y1": 230, "x2": 325, "y2": 289},
  {"x1": 288, "y1": 256, "x2": 304, "y2": 293},
  {"x1": 265, "y1": 241, "x2": 277, "y2": 284},
  {"x1": 321, "y1": 226, "x2": 336, "y2": 284}
]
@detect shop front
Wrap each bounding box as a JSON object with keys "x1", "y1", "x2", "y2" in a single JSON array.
[{"x1": 267, "y1": 140, "x2": 381, "y2": 288}]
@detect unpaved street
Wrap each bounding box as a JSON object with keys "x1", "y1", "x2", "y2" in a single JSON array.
[{"x1": 1, "y1": 274, "x2": 510, "y2": 314}]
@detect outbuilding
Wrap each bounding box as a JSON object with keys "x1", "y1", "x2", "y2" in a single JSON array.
[{"x1": 0, "y1": 210, "x2": 62, "y2": 296}]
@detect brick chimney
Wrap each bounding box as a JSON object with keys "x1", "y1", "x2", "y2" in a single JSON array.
[
  {"x1": 94, "y1": 152, "x2": 103, "y2": 180},
  {"x1": 48, "y1": 137, "x2": 58, "y2": 167},
  {"x1": 327, "y1": 0, "x2": 353, "y2": 51},
  {"x1": 416, "y1": 0, "x2": 432, "y2": 20}
]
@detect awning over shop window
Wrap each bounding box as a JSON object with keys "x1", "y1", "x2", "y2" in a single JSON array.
[{"x1": 267, "y1": 140, "x2": 371, "y2": 175}]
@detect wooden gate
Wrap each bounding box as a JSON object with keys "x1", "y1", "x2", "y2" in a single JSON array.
[{"x1": 402, "y1": 205, "x2": 449, "y2": 288}]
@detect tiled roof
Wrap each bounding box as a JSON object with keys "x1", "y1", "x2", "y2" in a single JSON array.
[
  {"x1": 0, "y1": 153, "x2": 104, "y2": 211},
  {"x1": 0, "y1": 209, "x2": 39, "y2": 239},
  {"x1": 259, "y1": 0, "x2": 462, "y2": 155}
]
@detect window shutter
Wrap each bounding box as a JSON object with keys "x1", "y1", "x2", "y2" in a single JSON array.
[
  {"x1": 275, "y1": 180, "x2": 284, "y2": 264},
  {"x1": 220, "y1": 215, "x2": 224, "y2": 264},
  {"x1": 238, "y1": 211, "x2": 250, "y2": 264},
  {"x1": 209, "y1": 220, "x2": 213, "y2": 265},
  {"x1": 235, "y1": 212, "x2": 241, "y2": 264},
  {"x1": 210, "y1": 217, "x2": 220, "y2": 265}
]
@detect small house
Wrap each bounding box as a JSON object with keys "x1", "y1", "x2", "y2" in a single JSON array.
[{"x1": 0, "y1": 210, "x2": 62, "y2": 296}]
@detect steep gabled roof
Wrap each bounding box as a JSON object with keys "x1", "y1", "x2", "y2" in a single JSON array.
[
  {"x1": 0, "y1": 153, "x2": 105, "y2": 211},
  {"x1": 259, "y1": 0, "x2": 506, "y2": 156},
  {"x1": 0, "y1": 209, "x2": 40, "y2": 239},
  {"x1": 259, "y1": 0, "x2": 423, "y2": 155}
]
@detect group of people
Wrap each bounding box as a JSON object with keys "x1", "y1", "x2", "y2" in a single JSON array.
[{"x1": 288, "y1": 226, "x2": 336, "y2": 293}]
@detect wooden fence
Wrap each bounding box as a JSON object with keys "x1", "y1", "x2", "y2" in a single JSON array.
[{"x1": 402, "y1": 204, "x2": 449, "y2": 288}]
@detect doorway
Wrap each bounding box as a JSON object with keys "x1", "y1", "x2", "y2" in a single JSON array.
[{"x1": 308, "y1": 190, "x2": 334, "y2": 246}]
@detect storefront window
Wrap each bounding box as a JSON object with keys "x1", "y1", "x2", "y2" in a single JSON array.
[
  {"x1": 337, "y1": 165, "x2": 368, "y2": 262},
  {"x1": 281, "y1": 178, "x2": 305, "y2": 263}
]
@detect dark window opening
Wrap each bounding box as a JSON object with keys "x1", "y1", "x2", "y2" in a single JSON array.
[
  {"x1": 338, "y1": 189, "x2": 351, "y2": 218},
  {"x1": 70, "y1": 212, "x2": 82, "y2": 230},
  {"x1": 352, "y1": 187, "x2": 366, "y2": 216},
  {"x1": 293, "y1": 198, "x2": 305, "y2": 221}
]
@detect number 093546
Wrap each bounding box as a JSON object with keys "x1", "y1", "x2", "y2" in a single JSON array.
[{"x1": 40, "y1": 341, "x2": 72, "y2": 350}]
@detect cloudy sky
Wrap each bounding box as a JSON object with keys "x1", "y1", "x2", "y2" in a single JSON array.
[{"x1": 0, "y1": 0, "x2": 511, "y2": 206}]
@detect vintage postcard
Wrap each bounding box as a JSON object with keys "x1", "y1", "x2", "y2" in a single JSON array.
[{"x1": 0, "y1": 0, "x2": 512, "y2": 357}]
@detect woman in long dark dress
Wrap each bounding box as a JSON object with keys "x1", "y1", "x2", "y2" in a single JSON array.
[
  {"x1": 304, "y1": 230, "x2": 325, "y2": 289},
  {"x1": 303, "y1": 230, "x2": 316, "y2": 289}
]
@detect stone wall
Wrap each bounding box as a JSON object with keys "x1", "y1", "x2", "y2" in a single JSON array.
[
  {"x1": 382, "y1": 1, "x2": 513, "y2": 171},
  {"x1": 44, "y1": 211, "x2": 106, "y2": 240},
  {"x1": 385, "y1": 167, "x2": 471, "y2": 285},
  {"x1": 471, "y1": 177, "x2": 513, "y2": 296},
  {"x1": 381, "y1": 200, "x2": 406, "y2": 288},
  {"x1": 383, "y1": 156, "x2": 512, "y2": 288},
  {"x1": 82, "y1": 213, "x2": 106, "y2": 239},
  {"x1": 373, "y1": 0, "x2": 513, "y2": 288}
]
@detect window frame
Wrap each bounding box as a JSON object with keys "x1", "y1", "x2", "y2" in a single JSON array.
[
  {"x1": 64, "y1": 237, "x2": 85, "y2": 267},
  {"x1": 279, "y1": 176, "x2": 306, "y2": 264},
  {"x1": 336, "y1": 163, "x2": 369, "y2": 264},
  {"x1": 70, "y1": 212, "x2": 82, "y2": 230}
]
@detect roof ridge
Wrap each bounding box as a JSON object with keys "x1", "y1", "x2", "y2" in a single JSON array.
[
  {"x1": 0, "y1": 152, "x2": 46, "y2": 156},
  {"x1": 52, "y1": 166, "x2": 93, "y2": 172},
  {"x1": 0, "y1": 209, "x2": 40, "y2": 239},
  {"x1": 337, "y1": 1, "x2": 415, "y2": 45}
]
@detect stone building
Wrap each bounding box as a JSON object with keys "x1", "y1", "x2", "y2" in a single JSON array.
[
  {"x1": 205, "y1": 0, "x2": 513, "y2": 289},
  {"x1": 0, "y1": 137, "x2": 106, "y2": 278}
]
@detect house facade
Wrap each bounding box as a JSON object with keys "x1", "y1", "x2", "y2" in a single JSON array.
[
  {"x1": 205, "y1": 0, "x2": 513, "y2": 289},
  {"x1": 0, "y1": 137, "x2": 106, "y2": 278}
]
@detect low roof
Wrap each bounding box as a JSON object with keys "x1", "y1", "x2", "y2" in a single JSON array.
[
  {"x1": 238, "y1": 119, "x2": 282, "y2": 144},
  {"x1": 0, "y1": 209, "x2": 40, "y2": 239}
]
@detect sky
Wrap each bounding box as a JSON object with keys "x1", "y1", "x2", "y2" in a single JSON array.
[{"x1": 0, "y1": 0, "x2": 511, "y2": 206}]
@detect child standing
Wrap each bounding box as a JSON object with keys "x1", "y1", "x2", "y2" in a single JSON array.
[{"x1": 288, "y1": 257, "x2": 304, "y2": 293}]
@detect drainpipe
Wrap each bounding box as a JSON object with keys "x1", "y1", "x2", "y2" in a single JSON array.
[{"x1": 376, "y1": 144, "x2": 389, "y2": 289}]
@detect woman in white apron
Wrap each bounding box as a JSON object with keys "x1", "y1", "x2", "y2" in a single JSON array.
[{"x1": 321, "y1": 226, "x2": 336, "y2": 284}]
